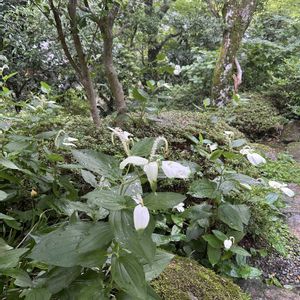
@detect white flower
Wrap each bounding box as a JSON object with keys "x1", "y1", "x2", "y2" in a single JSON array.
[
  {"x1": 269, "y1": 181, "x2": 295, "y2": 197},
  {"x1": 173, "y1": 65, "x2": 181, "y2": 75},
  {"x1": 132, "y1": 194, "x2": 143, "y2": 205},
  {"x1": 224, "y1": 236, "x2": 235, "y2": 250},
  {"x1": 133, "y1": 204, "x2": 150, "y2": 230},
  {"x1": 162, "y1": 161, "x2": 191, "y2": 179},
  {"x1": 108, "y1": 127, "x2": 132, "y2": 155},
  {"x1": 208, "y1": 143, "x2": 218, "y2": 152},
  {"x1": 224, "y1": 131, "x2": 234, "y2": 139},
  {"x1": 240, "y1": 146, "x2": 266, "y2": 166},
  {"x1": 143, "y1": 161, "x2": 159, "y2": 191},
  {"x1": 120, "y1": 156, "x2": 149, "y2": 169},
  {"x1": 246, "y1": 153, "x2": 266, "y2": 166},
  {"x1": 173, "y1": 202, "x2": 185, "y2": 212}
]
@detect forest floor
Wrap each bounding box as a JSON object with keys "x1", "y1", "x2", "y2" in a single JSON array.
[{"x1": 239, "y1": 136, "x2": 300, "y2": 299}]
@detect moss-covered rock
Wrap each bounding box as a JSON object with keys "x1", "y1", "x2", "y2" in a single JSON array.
[
  {"x1": 151, "y1": 257, "x2": 249, "y2": 300},
  {"x1": 218, "y1": 95, "x2": 286, "y2": 138}
]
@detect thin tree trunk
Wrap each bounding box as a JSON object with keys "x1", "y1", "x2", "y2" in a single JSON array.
[
  {"x1": 211, "y1": 0, "x2": 257, "y2": 106},
  {"x1": 99, "y1": 9, "x2": 127, "y2": 115},
  {"x1": 49, "y1": 0, "x2": 101, "y2": 126}
]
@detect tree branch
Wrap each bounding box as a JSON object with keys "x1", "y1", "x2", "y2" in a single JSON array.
[{"x1": 49, "y1": 0, "x2": 81, "y2": 75}]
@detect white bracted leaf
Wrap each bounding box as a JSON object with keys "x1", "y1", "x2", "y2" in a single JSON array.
[
  {"x1": 143, "y1": 161, "x2": 159, "y2": 185},
  {"x1": 246, "y1": 153, "x2": 266, "y2": 166},
  {"x1": 162, "y1": 161, "x2": 191, "y2": 179},
  {"x1": 133, "y1": 204, "x2": 150, "y2": 230},
  {"x1": 120, "y1": 156, "x2": 149, "y2": 169},
  {"x1": 280, "y1": 187, "x2": 295, "y2": 198}
]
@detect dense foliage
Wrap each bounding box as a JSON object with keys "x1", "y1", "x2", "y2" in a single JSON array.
[{"x1": 0, "y1": 0, "x2": 299, "y2": 299}]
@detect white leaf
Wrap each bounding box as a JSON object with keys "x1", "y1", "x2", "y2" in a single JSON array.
[
  {"x1": 143, "y1": 162, "x2": 158, "y2": 185},
  {"x1": 133, "y1": 204, "x2": 150, "y2": 230},
  {"x1": 269, "y1": 180, "x2": 284, "y2": 189},
  {"x1": 162, "y1": 161, "x2": 191, "y2": 179},
  {"x1": 120, "y1": 156, "x2": 148, "y2": 169},
  {"x1": 280, "y1": 187, "x2": 295, "y2": 198},
  {"x1": 246, "y1": 153, "x2": 266, "y2": 166}
]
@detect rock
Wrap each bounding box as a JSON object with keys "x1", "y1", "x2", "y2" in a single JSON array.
[
  {"x1": 287, "y1": 142, "x2": 300, "y2": 163},
  {"x1": 151, "y1": 256, "x2": 248, "y2": 300},
  {"x1": 281, "y1": 121, "x2": 300, "y2": 143},
  {"x1": 239, "y1": 279, "x2": 300, "y2": 300}
]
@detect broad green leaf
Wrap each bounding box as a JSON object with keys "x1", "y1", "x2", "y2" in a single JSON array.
[
  {"x1": 110, "y1": 210, "x2": 156, "y2": 263},
  {"x1": 29, "y1": 222, "x2": 112, "y2": 267},
  {"x1": 0, "y1": 248, "x2": 29, "y2": 270},
  {"x1": 72, "y1": 149, "x2": 121, "y2": 180},
  {"x1": 84, "y1": 189, "x2": 127, "y2": 211},
  {"x1": 40, "y1": 81, "x2": 51, "y2": 94},
  {"x1": 2, "y1": 269, "x2": 32, "y2": 287},
  {"x1": 111, "y1": 253, "x2": 147, "y2": 300},
  {"x1": 0, "y1": 190, "x2": 8, "y2": 201},
  {"x1": 212, "y1": 230, "x2": 228, "y2": 242},
  {"x1": 235, "y1": 205, "x2": 251, "y2": 225},
  {"x1": 57, "y1": 271, "x2": 107, "y2": 300},
  {"x1": 218, "y1": 204, "x2": 245, "y2": 231},
  {"x1": 81, "y1": 170, "x2": 98, "y2": 187},
  {"x1": 188, "y1": 179, "x2": 220, "y2": 199},
  {"x1": 0, "y1": 238, "x2": 13, "y2": 251},
  {"x1": 183, "y1": 202, "x2": 212, "y2": 221},
  {"x1": 4, "y1": 140, "x2": 31, "y2": 153},
  {"x1": 207, "y1": 244, "x2": 221, "y2": 266},
  {"x1": 34, "y1": 266, "x2": 82, "y2": 294},
  {"x1": 226, "y1": 173, "x2": 259, "y2": 186},
  {"x1": 131, "y1": 138, "x2": 155, "y2": 157},
  {"x1": 25, "y1": 288, "x2": 51, "y2": 300},
  {"x1": 143, "y1": 192, "x2": 186, "y2": 210},
  {"x1": 144, "y1": 250, "x2": 174, "y2": 281},
  {"x1": 0, "y1": 213, "x2": 15, "y2": 220},
  {"x1": 132, "y1": 88, "x2": 149, "y2": 102},
  {"x1": 202, "y1": 234, "x2": 222, "y2": 248},
  {"x1": 0, "y1": 158, "x2": 20, "y2": 170},
  {"x1": 230, "y1": 246, "x2": 251, "y2": 257}
]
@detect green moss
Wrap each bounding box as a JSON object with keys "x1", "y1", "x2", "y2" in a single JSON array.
[
  {"x1": 151, "y1": 256, "x2": 249, "y2": 300},
  {"x1": 218, "y1": 95, "x2": 286, "y2": 138}
]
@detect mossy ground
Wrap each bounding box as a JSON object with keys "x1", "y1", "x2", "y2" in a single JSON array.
[{"x1": 151, "y1": 256, "x2": 250, "y2": 300}]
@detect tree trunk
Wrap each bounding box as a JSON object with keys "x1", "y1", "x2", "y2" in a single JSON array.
[
  {"x1": 211, "y1": 0, "x2": 257, "y2": 106},
  {"x1": 101, "y1": 23, "x2": 127, "y2": 115}
]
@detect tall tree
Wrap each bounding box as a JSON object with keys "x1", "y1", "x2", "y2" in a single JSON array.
[
  {"x1": 48, "y1": 0, "x2": 101, "y2": 126},
  {"x1": 210, "y1": 0, "x2": 258, "y2": 106}
]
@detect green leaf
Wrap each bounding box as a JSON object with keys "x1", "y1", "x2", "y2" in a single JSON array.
[
  {"x1": 34, "y1": 266, "x2": 82, "y2": 294},
  {"x1": 207, "y1": 244, "x2": 221, "y2": 266},
  {"x1": 56, "y1": 271, "x2": 107, "y2": 300},
  {"x1": 29, "y1": 222, "x2": 112, "y2": 267},
  {"x1": 25, "y1": 288, "x2": 51, "y2": 300},
  {"x1": 131, "y1": 138, "x2": 155, "y2": 157},
  {"x1": 110, "y1": 210, "x2": 156, "y2": 263},
  {"x1": 40, "y1": 81, "x2": 51, "y2": 94},
  {"x1": 83, "y1": 189, "x2": 127, "y2": 211},
  {"x1": 188, "y1": 179, "x2": 220, "y2": 199},
  {"x1": 235, "y1": 205, "x2": 251, "y2": 225},
  {"x1": 212, "y1": 230, "x2": 228, "y2": 242},
  {"x1": 230, "y1": 246, "x2": 251, "y2": 257},
  {"x1": 0, "y1": 190, "x2": 8, "y2": 201},
  {"x1": 144, "y1": 250, "x2": 174, "y2": 281},
  {"x1": 0, "y1": 213, "x2": 15, "y2": 220},
  {"x1": 132, "y1": 88, "x2": 149, "y2": 102},
  {"x1": 203, "y1": 234, "x2": 222, "y2": 248},
  {"x1": 231, "y1": 139, "x2": 247, "y2": 148},
  {"x1": 2, "y1": 269, "x2": 32, "y2": 287},
  {"x1": 143, "y1": 192, "x2": 186, "y2": 210},
  {"x1": 218, "y1": 204, "x2": 244, "y2": 231},
  {"x1": 183, "y1": 202, "x2": 212, "y2": 221},
  {"x1": 72, "y1": 150, "x2": 121, "y2": 180},
  {"x1": 111, "y1": 253, "x2": 147, "y2": 300},
  {"x1": 0, "y1": 158, "x2": 20, "y2": 170},
  {"x1": 0, "y1": 248, "x2": 29, "y2": 270},
  {"x1": 81, "y1": 170, "x2": 98, "y2": 187},
  {"x1": 209, "y1": 150, "x2": 224, "y2": 161}
]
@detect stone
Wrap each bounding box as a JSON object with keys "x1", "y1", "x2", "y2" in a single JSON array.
[
  {"x1": 239, "y1": 279, "x2": 300, "y2": 300},
  {"x1": 152, "y1": 256, "x2": 248, "y2": 300},
  {"x1": 287, "y1": 142, "x2": 300, "y2": 163},
  {"x1": 281, "y1": 120, "x2": 300, "y2": 143}
]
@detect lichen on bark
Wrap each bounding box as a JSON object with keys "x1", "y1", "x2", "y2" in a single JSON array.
[{"x1": 211, "y1": 0, "x2": 258, "y2": 106}]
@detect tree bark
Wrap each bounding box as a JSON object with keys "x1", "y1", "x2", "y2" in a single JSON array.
[
  {"x1": 98, "y1": 6, "x2": 127, "y2": 115},
  {"x1": 49, "y1": 0, "x2": 101, "y2": 126},
  {"x1": 211, "y1": 0, "x2": 257, "y2": 106}
]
